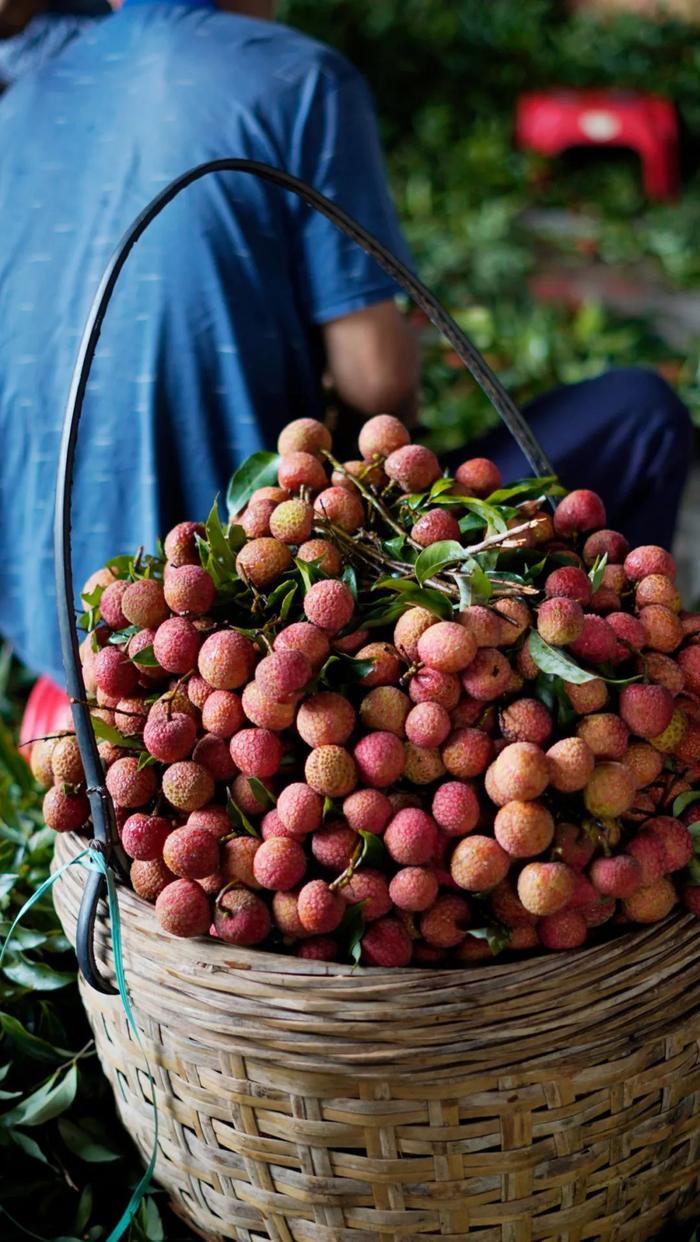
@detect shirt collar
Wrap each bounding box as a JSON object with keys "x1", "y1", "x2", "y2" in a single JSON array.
[{"x1": 121, "y1": 0, "x2": 215, "y2": 9}]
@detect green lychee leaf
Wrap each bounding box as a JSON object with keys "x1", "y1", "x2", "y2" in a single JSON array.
[
  {"x1": 247, "y1": 778, "x2": 275, "y2": 810},
  {"x1": 226, "y1": 523, "x2": 247, "y2": 554},
  {"x1": 487, "y1": 475, "x2": 563, "y2": 503},
  {"x1": 342, "y1": 564, "x2": 358, "y2": 601},
  {"x1": 322, "y1": 796, "x2": 339, "y2": 820},
  {"x1": 204, "y1": 497, "x2": 237, "y2": 575},
  {"x1": 467, "y1": 924, "x2": 512, "y2": 954},
  {"x1": 226, "y1": 795, "x2": 260, "y2": 839},
  {"x1": 686, "y1": 856, "x2": 700, "y2": 883},
  {"x1": 465, "y1": 558, "x2": 493, "y2": 603},
  {"x1": 674, "y1": 790, "x2": 700, "y2": 820},
  {"x1": 337, "y1": 900, "x2": 366, "y2": 968},
  {"x1": 527, "y1": 631, "x2": 597, "y2": 685},
  {"x1": 414, "y1": 540, "x2": 467, "y2": 586},
  {"x1": 457, "y1": 512, "x2": 487, "y2": 537},
  {"x1": 459, "y1": 498, "x2": 509, "y2": 536},
  {"x1": 588, "y1": 552, "x2": 609, "y2": 594},
  {"x1": 382, "y1": 535, "x2": 410, "y2": 560},
  {"x1": 295, "y1": 556, "x2": 326, "y2": 592},
  {"x1": 89, "y1": 716, "x2": 136, "y2": 748},
  {"x1": 364, "y1": 584, "x2": 453, "y2": 624},
  {"x1": 267, "y1": 580, "x2": 297, "y2": 621},
  {"x1": 319, "y1": 654, "x2": 375, "y2": 689},
  {"x1": 226, "y1": 451, "x2": 281, "y2": 520},
  {"x1": 80, "y1": 585, "x2": 105, "y2": 608},
  {"x1": 130, "y1": 644, "x2": 160, "y2": 668},
  {"x1": 107, "y1": 625, "x2": 139, "y2": 646},
  {"x1": 358, "y1": 830, "x2": 386, "y2": 870},
  {"x1": 136, "y1": 752, "x2": 158, "y2": 771}
]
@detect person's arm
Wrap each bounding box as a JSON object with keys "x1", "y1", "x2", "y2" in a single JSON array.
[{"x1": 322, "y1": 299, "x2": 419, "y2": 423}]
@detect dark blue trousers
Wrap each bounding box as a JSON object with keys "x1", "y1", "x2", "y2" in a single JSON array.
[{"x1": 471, "y1": 368, "x2": 693, "y2": 550}]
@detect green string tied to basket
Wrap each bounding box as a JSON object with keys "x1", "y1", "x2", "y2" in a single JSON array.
[{"x1": 0, "y1": 844, "x2": 159, "y2": 1242}]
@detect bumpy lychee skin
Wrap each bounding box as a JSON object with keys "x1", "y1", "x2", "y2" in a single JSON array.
[
  {"x1": 360, "y1": 686, "x2": 410, "y2": 737},
  {"x1": 546, "y1": 737, "x2": 595, "y2": 793},
  {"x1": 417, "y1": 622, "x2": 477, "y2": 675},
  {"x1": 552, "y1": 824, "x2": 594, "y2": 873},
  {"x1": 590, "y1": 855, "x2": 642, "y2": 899},
  {"x1": 411, "y1": 508, "x2": 461, "y2": 547},
  {"x1": 151, "y1": 617, "x2": 199, "y2": 675},
  {"x1": 487, "y1": 742, "x2": 550, "y2": 805},
  {"x1": 408, "y1": 667, "x2": 462, "y2": 710},
  {"x1": 623, "y1": 878, "x2": 676, "y2": 924},
  {"x1": 51, "y1": 734, "x2": 85, "y2": 787},
  {"x1": 332, "y1": 628, "x2": 369, "y2": 655},
  {"x1": 361, "y1": 917, "x2": 413, "y2": 967},
  {"x1": 261, "y1": 809, "x2": 301, "y2": 841},
  {"x1": 458, "y1": 605, "x2": 503, "y2": 649},
  {"x1": 564, "y1": 677, "x2": 608, "y2": 715},
  {"x1": 200, "y1": 689, "x2": 244, "y2": 738},
  {"x1": 517, "y1": 862, "x2": 576, "y2": 916},
  {"x1": 269, "y1": 498, "x2": 314, "y2": 545},
  {"x1": 193, "y1": 734, "x2": 237, "y2": 782},
  {"x1": 539, "y1": 910, "x2": 588, "y2": 951},
  {"x1": 499, "y1": 698, "x2": 552, "y2": 747},
  {"x1": 143, "y1": 712, "x2": 197, "y2": 763},
  {"x1": 342, "y1": 869, "x2": 393, "y2": 922},
  {"x1": 31, "y1": 737, "x2": 58, "y2": 789},
  {"x1": 311, "y1": 822, "x2": 358, "y2": 873},
  {"x1": 453, "y1": 456, "x2": 502, "y2": 498},
  {"x1": 313, "y1": 486, "x2": 365, "y2": 534},
  {"x1": 156, "y1": 880, "x2": 210, "y2": 938},
  {"x1": 493, "y1": 598, "x2": 532, "y2": 648},
  {"x1": 241, "y1": 499, "x2": 276, "y2": 539},
  {"x1": 431, "y1": 781, "x2": 479, "y2": 836},
  {"x1": 354, "y1": 643, "x2": 401, "y2": 690},
  {"x1": 256, "y1": 649, "x2": 311, "y2": 704},
  {"x1": 121, "y1": 578, "x2": 169, "y2": 630},
  {"x1": 649, "y1": 707, "x2": 687, "y2": 754},
  {"x1": 298, "y1": 880, "x2": 345, "y2": 934},
  {"x1": 198, "y1": 630, "x2": 256, "y2": 690},
  {"x1": 106, "y1": 756, "x2": 158, "y2": 809},
  {"x1": 164, "y1": 564, "x2": 215, "y2": 617},
  {"x1": 274, "y1": 621, "x2": 330, "y2": 672},
  {"x1": 94, "y1": 645, "x2": 139, "y2": 698},
  {"x1": 420, "y1": 894, "x2": 471, "y2": 949},
  {"x1": 576, "y1": 713, "x2": 629, "y2": 760},
  {"x1": 384, "y1": 444, "x2": 441, "y2": 493},
  {"x1": 277, "y1": 450, "x2": 328, "y2": 494},
  {"x1": 678, "y1": 646, "x2": 700, "y2": 694},
  {"x1": 162, "y1": 761, "x2": 215, "y2": 812},
  {"x1": 537, "y1": 597, "x2": 584, "y2": 646},
  {"x1": 405, "y1": 702, "x2": 452, "y2": 749},
  {"x1": 163, "y1": 521, "x2": 204, "y2": 568},
  {"x1": 451, "y1": 835, "x2": 510, "y2": 891},
  {"x1": 147, "y1": 690, "x2": 198, "y2": 724},
  {"x1": 278, "y1": 417, "x2": 332, "y2": 458},
  {"x1": 343, "y1": 788, "x2": 392, "y2": 835},
  {"x1": 163, "y1": 825, "x2": 220, "y2": 880},
  {"x1": 639, "y1": 604, "x2": 683, "y2": 653},
  {"x1": 627, "y1": 832, "x2": 667, "y2": 886},
  {"x1": 358, "y1": 413, "x2": 410, "y2": 462},
  {"x1": 230, "y1": 728, "x2": 283, "y2": 779},
  {"x1": 606, "y1": 611, "x2": 646, "y2": 656},
  {"x1": 303, "y1": 579, "x2": 354, "y2": 635},
  {"x1": 544, "y1": 567, "x2": 592, "y2": 606},
  {"x1": 645, "y1": 816, "x2": 693, "y2": 871},
  {"x1": 568, "y1": 615, "x2": 618, "y2": 665},
  {"x1": 214, "y1": 888, "x2": 271, "y2": 946},
  {"x1": 489, "y1": 880, "x2": 537, "y2": 928},
  {"x1": 442, "y1": 728, "x2": 494, "y2": 779},
  {"x1": 253, "y1": 838, "x2": 307, "y2": 891},
  {"x1": 230, "y1": 774, "x2": 272, "y2": 819},
  {"x1": 636, "y1": 574, "x2": 681, "y2": 613},
  {"x1": 618, "y1": 683, "x2": 675, "y2": 741},
  {"x1": 494, "y1": 800, "x2": 554, "y2": 858},
  {"x1": 305, "y1": 745, "x2": 357, "y2": 798},
  {"x1": 296, "y1": 692, "x2": 356, "y2": 748},
  {"x1": 393, "y1": 607, "x2": 436, "y2": 662},
  {"x1": 624, "y1": 545, "x2": 676, "y2": 583},
  {"x1": 553, "y1": 489, "x2": 606, "y2": 536},
  {"x1": 43, "y1": 786, "x2": 90, "y2": 832},
  {"x1": 332, "y1": 459, "x2": 387, "y2": 492},
  {"x1": 461, "y1": 648, "x2": 511, "y2": 700},
  {"x1": 384, "y1": 808, "x2": 438, "y2": 865},
  {"x1": 113, "y1": 696, "x2": 148, "y2": 738},
  {"x1": 353, "y1": 731, "x2": 405, "y2": 788},
  {"x1": 187, "y1": 806, "x2": 232, "y2": 840},
  {"x1": 121, "y1": 809, "x2": 171, "y2": 859},
  {"x1": 622, "y1": 743, "x2": 665, "y2": 788},
  {"x1": 271, "y1": 890, "x2": 305, "y2": 937},
  {"x1": 582, "y1": 529, "x2": 630, "y2": 566},
  {"x1": 297, "y1": 539, "x2": 343, "y2": 577},
  {"x1": 403, "y1": 743, "x2": 446, "y2": 785},
  {"x1": 236, "y1": 537, "x2": 293, "y2": 590},
  {"x1": 389, "y1": 867, "x2": 439, "y2": 913},
  {"x1": 277, "y1": 783, "x2": 323, "y2": 835},
  {"x1": 584, "y1": 761, "x2": 637, "y2": 818},
  {"x1": 100, "y1": 579, "x2": 129, "y2": 630},
  {"x1": 295, "y1": 937, "x2": 339, "y2": 961},
  {"x1": 131, "y1": 857, "x2": 175, "y2": 902}
]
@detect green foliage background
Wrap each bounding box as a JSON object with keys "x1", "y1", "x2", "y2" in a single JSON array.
[{"x1": 3, "y1": 3, "x2": 700, "y2": 1238}]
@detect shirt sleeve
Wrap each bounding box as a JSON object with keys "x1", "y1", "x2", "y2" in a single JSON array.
[{"x1": 287, "y1": 52, "x2": 414, "y2": 325}]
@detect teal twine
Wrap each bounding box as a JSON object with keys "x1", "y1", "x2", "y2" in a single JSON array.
[{"x1": 0, "y1": 843, "x2": 158, "y2": 1242}]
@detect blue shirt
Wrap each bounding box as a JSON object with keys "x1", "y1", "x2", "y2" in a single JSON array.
[
  {"x1": 0, "y1": 0, "x2": 409, "y2": 682},
  {"x1": 0, "y1": 13, "x2": 94, "y2": 90}
]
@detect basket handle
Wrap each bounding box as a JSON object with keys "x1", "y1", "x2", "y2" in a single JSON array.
[{"x1": 55, "y1": 158, "x2": 554, "y2": 994}]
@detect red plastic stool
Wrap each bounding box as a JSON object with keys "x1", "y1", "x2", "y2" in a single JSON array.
[
  {"x1": 516, "y1": 90, "x2": 679, "y2": 200},
  {"x1": 20, "y1": 675, "x2": 71, "y2": 761}
]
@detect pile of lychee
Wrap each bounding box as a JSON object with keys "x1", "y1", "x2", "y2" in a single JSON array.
[{"x1": 33, "y1": 413, "x2": 700, "y2": 967}]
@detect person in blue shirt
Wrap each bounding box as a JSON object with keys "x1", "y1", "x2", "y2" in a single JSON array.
[
  {"x1": 0, "y1": 0, "x2": 692, "y2": 697},
  {"x1": 0, "y1": 0, "x2": 107, "y2": 90}
]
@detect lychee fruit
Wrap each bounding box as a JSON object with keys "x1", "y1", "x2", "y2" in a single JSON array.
[
  {"x1": 271, "y1": 890, "x2": 305, "y2": 937},
  {"x1": 624, "y1": 545, "x2": 676, "y2": 583},
  {"x1": 582, "y1": 529, "x2": 629, "y2": 566},
  {"x1": 297, "y1": 539, "x2": 343, "y2": 577},
  {"x1": 332, "y1": 628, "x2": 369, "y2": 655},
  {"x1": 355, "y1": 643, "x2": 401, "y2": 689},
  {"x1": 156, "y1": 879, "x2": 210, "y2": 937},
  {"x1": 241, "y1": 499, "x2": 276, "y2": 539},
  {"x1": 242, "y1": 684, "x2": 298, "y2": 733},
  {"x1": 214, "y1": 887, "x2": 271, "y2": 945},
  {"x1": 405, "y1": 702, "x2": 452, "y2": 749},
  {"x1": 618, "y1": 683, "x2": 675, "y2": 741},
  {"x1": 517, "y1": 862, "x2": 576, "y2": 915},
  {"x1": 192, "y1": 734, "x2": 237, "y2": 782},
  {"x1": 453, "y1": 456, "x2": 502, "y2": 498},
  {"x1": 161, "y1": 761, "x2": 215, "y2": 812},
  {"x1": 408, "y1": 668, "x2": 461, "y2": 710},
  {"x1": 162, "y1": 825, "x2": 220, "y2": 879},
  {"x1": 311, "y1": 822, "x2": 358, "y2": 872},
  {"x1": 384, "y1": 444, "x2": 441, "y2": 493},
  {"x1": 50, "y1": 734, "x2": 85, "y2": 787},
  {"x1": 31, "y1": 737, "x2": 58, "y2": 789},
  {"x1": 295, "y1": 937, "x2": 339, "y2": 960},
  {"x1": 460, "y1": 648, "x2": 511, "y2": 700},
  {"x1": 305, "y1": 745, "x2": 357, "y2": 797},
  {"x1": 499, "y1": 698, "x2": 552, "y2": 746},
  {"x1": 278, "y1": 417, "x2": 332, "y2": 458},
  {"x1": 411, "y1": 508, "x2": 460, "y2": 547},
  {"x1": 143, "y1": 712, "x2": 197, "y2": 763},
  {"x1": 683, "y1": 885, "x2": 700, "y2": 917},
  {"x1": 417, "y1": 621, "x2": 477, "y2": 674},
  {"x1": 163, "y1": 564, "x2": 215, "y2": 617},
  {"x1": 537, "y1": 597, "x2": 584, "y2": 646},
  {"x1": 341, "y1": 869, "x2": 392, "y2": 921},
  {"x1": 121, "y1": 812, "x2": 171, "y2": 861},
  {"x1": 643, "y1": 816, "x2": 693, "y2": 871},
  {"x1": 261, "y1": 809, "x2": 301, "y2": 841},
  {"x1": 353, "y1": 732, "x2": 405, "y2": 788},
  {"x1": 590, "y1": 854, "x2": 642, "y2": 899},
  {"x1": 419, "y1": 894, "x2": 471, "y2": 948},
  {"x1": 276, "y1": 783, "x2": 322, "y2": 835},
  {"x1": 297, "y1": 880, "x2": 345, "y2": 934},
  {"x1": 359, "y1": 686, "x2": 410, "y2": 737},
  {"x1": 150, "y1": 618, "x2": 199, "y2": 675},
  {"x1": 236, "y1": 538, "x2": 293, "y2": 589},
  {"x1": 230, "y1": 774, "x2": 272, "y2": 819},
  {"x1": 489, "y1": 880, "x2": 536, "y2": 928},
  {"x1": 623, "y1": 878, "x2": 676, "y2": 923},
  {"x1": 106, "y1": 756, "x2": 158, "y2": 808},
  {"x1": 539, "y1": 910, "x2": 587, "y2": 950},
  {"x1": 494, "y1": 598, "x2": 532, "y2": 646},
  {"x1": 458, "y1": 605, "x2": 503, "y2": 648},
  {"x1": 384, "y1": 808, "x2": 438, "y2": 865},
  {"x1": 113, "y1": 696, "x2": 148, "y2": 738},
  {"x1": 544, "y1": 566, "x2": 592, "y2": 606},
  {"x1": 256, "y1": 649, "x2": 311, "y2": 703},
  {"x1": 131, "y1": 857, "x2": 175, "y2": 902},
  {"x1": 606, "y1": 611, "x2": 646, "y2": 655},
  {"x1": 576, "y1": 713, "x2": 629, "y2": 760},
  {"x1": 451, "y1": 834, "x2": 510, "y2": 891},
  {"x1": 584, "y1": 761, "x2": 637, "y2": 818},
  {"x1": 640, "y1": 605, "x2": 683, "y2": 654},
  {"x1": 442, "y1": 728, "x2": 494, "y2": 779},
  {"x1": 621, "y1": 743, "x2": 664, "y2": 788},
  {"x1": 332, "y1": 459, "x2": 387, "y2": 493},
  {"x1": 649, "y1": 708, "x2": 687, "y2": 753},
  {"x1": 568, "y1": 615, "x2": 618, "y2": 664},
  {"x1": 636, "y1": 574, "x2": 681, "y2": 613},
  {"x1": 553, "y1": 489, "x2": 606, "y2": 536},
  {"x1": 43, "y1": 785, "x2": 90, "y2": 832},
  {"x1": 199, "y1": 690, "x2": 243, "y2": 738},
  {"x1": 253, "y1": 837, "x2": 306, "y2": 891},
  {"x1": 313, "y1": 486, "x2": 365, "y2": 533},
  {"x1": 121, "y1": 578, "x2": 169, "y2": 629},
  {"x1": 163, "y1": 521, "x2": 204, "y2": 568},
  {"x1": 546, "y1": 737, "x2": 595, "y2": 793},
  {"x1": 393, "y1": 607, "x2": 436, "y2": 661},
  {"x1": 198, "y1": 630, "x2": 256, "y2": 690},
  {"x1": 269, "y1": 498, "x2": 314, "y2": 544},
  {"x1": 361, "y1": 917, "x2": 413, "y2": 967},
  {"x1": 342, "y1": 788, "x2": 392, "y2": 835},
  {"x1": 359, "y1": 414, "x2": 411, "y2": 460},
  {"x1": 627, "y1": 832, "x2": 667, "y2": 885},
  {"x1": 494, "y1": 800, "x2": 554, "y2": 858},
  {"x1": 678, "y1": 646, "x2": 700, "y2": 694},
  {"x1": 487, "y1": 742, "x2": 550, "y2": 805},
  {"x1": 94, "y1": 645, "x2": 139, "y2": 698},
  {"x1": 296, "y1": 691, "x2": 356, "y2": 749},
  {"x1": 99, "y1": 579, "x2": 129, "y2": 630},
  {"x1": 229, "y1": 728, "x2": 283, "y2": 778},
  {"x1": 389, "y1": 867, "x2": 438, "y2": 912},
  {"x1": 403, "y1": 743, "x2": 446, "y2": 785},
  {"x1": 431, "y1": 781, "x2": 479, "y2": 836},
  {"x1": 187, "y1": 805, "x2": 232, "y2": 840},
  {"x1": 275, "y1": 621, "x2": 330, "y2": 670},
  {"x1": 303, "y1": 579, "x2": 354, "y2": 634},
  {"x1": 277, "y1": 450, "x2": 328, "y2": 494},
  {"x1": 564, "y1": 677, "x2": 608, "y2": 714}
]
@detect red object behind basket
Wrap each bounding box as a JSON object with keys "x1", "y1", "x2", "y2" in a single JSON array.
[{"x1": 20, "y1": 675, "x2": 71, "y2": 761}]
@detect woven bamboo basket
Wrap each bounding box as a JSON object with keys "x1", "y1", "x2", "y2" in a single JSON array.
[{"x1": 53, "y1": 829, "x2": 700, "y2": 1242}]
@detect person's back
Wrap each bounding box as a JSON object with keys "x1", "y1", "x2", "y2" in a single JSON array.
[{"x1": 0, "y1": 0, "x2": 413, "y2": 681}]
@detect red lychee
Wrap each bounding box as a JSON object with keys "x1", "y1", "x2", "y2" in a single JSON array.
[
  {"x1": 539, "y1": 909, "x2": 587, "y2": 950},
  {"x1": 590, "y1": 854, "x2": 642, "y2": 899},
  {"x1": 358, "y1": 414, "x2": 410, "y2": 461},
  {"x1": 553, "y1": 489, "x2": 606, "y2": 536},
  {"x1": 517, "y1": 862, "x2": 576, "y2": 915},
  {"x1": 305, "y1": 745, "x2": 357, "y2": 797},
  {"x1": 311, "y1": 822, "x2": 358, "y2": 873},
  {"x1": 236, "y1": 538, "x2": 292, "y2": 589},
  {"x1": 417, "y1": 621, "x2": 477, "y2": 675},
  {"x1": 454, "y1": 457, "x2": 502, "y2": 498},
  {"x1": 544, "y1": 566, "x2": 592, "y2": 605},
  {"x1": 106, "y1": 756, "x2": 158, "y2": 809},
  {"x1": 384, "y1": 444, "x2": 441, "y2": 493},
  {"x1": 537, "y1": 597, "x2": 584, "y2": 646},
  {"x1": 499, "y1": 698, "x2": 552, "y2": 746},
  {"x1": 419, "y1": 894, "x2": 471, "y2": 948},
  {"x1": 214, "y1": 887, "x2": 271, "y2": 945},
  {"x1": 303, "y1": 579, "x2": 354, "y2": 634},
  {"x1": 451, "y1": 834, "x2": 510, "y2": 891},
  {"x1": 277, "y1": 416, "x2": 332, "y2": 458},
  {"x1": 408, "y1": 667, "x2": 461, "y2": 710},
  {"x1": 442, "y1": 728, "x2": 494, "y2": 779},
  {"x1": 276, "y1": 783, "x2": 323, "y2": 835},
  {"x1": 342, "y1": 788, "x2": 392, "y2": 835},
  {"x1": 582, "y1": 529, "x2": 629, "y2": 566},
  {"x1": 121, "y1": 578, "x2": 169, "y2": 630},
  {"x1": 269, "y1": 498, "x2": 314, "y2": 545},
  {"x1": 341, "y1": 869, "x2": 393, "y2": 921},
  {"x1": 389, "y1": 867, "x2": 439, "y2": 912},
  {"x1": 361, "y1": 917, "x2": 413, "y2": 966},
  {"x1": 229, "y1": 729, "x2": 283, "y2": 779},
  {"x1": 253, "y1": 837, "x2": 306, "y2": 891},
  {"x1": 121, "y1": 813, "x2": 171, "y2": 861},
  {"x1": 277, "y1": 450, "x2": 328, "y2": 494},
  {"x1": 297, "y1": 539, "x2": 343, "y2": 577},
  {"x1": 546, "y1": 737, "x2": 595, "y2": 793},
  {"x1": 198, "y1": 630, "x2": 256, "y2": 690},
  {"x1": 156, "y1": 879, "x2": 210, "y2": 937},
  {"x1": 431, "y1": 780, "x2": 479, "y2": 836},
  {"x1": 298, "y1": 880, "x2": 345, "y2": 934},
  {"x1": 353, "y1": 732, "x2": 405, "y2": 788},
  {"x1": 494, "y1": 800, "x2": 554, "y2": 858},
  {"x1": 624, "y1": 545, "x2": 676, "y2": 583},
  {"x1": 584, "y1": 761, "x2": 637, "y2": 818},
  {"x1": 163, "y1": 521, "x2": 204, "y2": 567},
  {"x1": 411, "y1": 508, "x2": 461, "y2": 547},
  {"x1": 568, "y1": 615, "x2": 618, "y2": 664},
  {"x1": 43, "y1": 786, "x2": 90, "y2": 832},
  {"x1": 313, "y1": 486, "x2": 365, "y2": 533},
  {"x1": 645, "y1": 816, "x2": 693, "y2": 871},
  {"x1": 460, "y1": 648, "x2": 511, "y2": 700},
  {"x1": 360, "y1": 686, "x2": 410, "y2": 737},
  {"x1": 393, "y1": 607, "x2": 436, "y2": 661},
  {"x1": 274, "y1": 621, "x2": 330, "y2": 670},
  {"x1": 384, "y1": 808, "x2": 438, "y2": 865}
]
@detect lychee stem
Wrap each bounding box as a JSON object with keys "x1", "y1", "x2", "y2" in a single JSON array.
[{"x1": 323, "y1": 451, "x2": 422, "y2": 551}]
